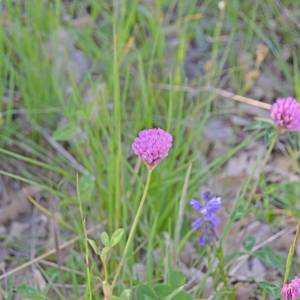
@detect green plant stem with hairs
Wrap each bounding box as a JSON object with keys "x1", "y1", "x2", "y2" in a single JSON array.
[{"x1": 111, "y1": 167, "x2": 153, "y2": 294}]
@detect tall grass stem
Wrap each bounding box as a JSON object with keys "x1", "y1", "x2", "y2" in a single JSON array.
[{"x1": 284, "y1": 221, "x2": 300, "y2": 283}]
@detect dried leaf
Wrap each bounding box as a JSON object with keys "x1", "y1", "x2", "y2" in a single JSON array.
[
  {"x1": 124, "y1": 36, "x2": 135, "y2": 55},
  {"x1": 255, "y1": 44, "x2": 269, "y2": 68},
  {"x1": 244, "y1": 69, "x2": 260, "y2": 92}
]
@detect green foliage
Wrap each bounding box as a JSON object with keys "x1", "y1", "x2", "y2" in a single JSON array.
[
  {"x1": 246, "y1": 119, "x2": 277, "y2": 146},
  {"x1": 15, "y1": 285, "x2": 46, "y2": 300},
  {"x1": 264, "y1": 126, "x2": 277, "y2": 146},
  {"x1": 100, "y1": 232, "x2": 110, "y2": 247},
  {"x1": 87, "y1": 238, "x2": 98, "y2": 255},
  {"x1": 246, "y1": 119, "x2": 274, "y2": 131},
  {"x1": 259, "y1": 281, "x2": 280, "y2": 299},
  {"x1": 134, "y1": 285, "x2": 157, "y2": 300},
  {"x1": 168, "y1": 271, "x2": 186, "y2": 288},
  {"x1": 134, "y1": 270, "x2": 189, "y2": 300},
  {"x1": 255, "y1": 246, "x2": 286, "y2": 274},
  {"x1": 242, "y1": 236, "x2": 256, "y2": 252},
  {"x1": 111, "y1": 228, "x2": 125, "y2": 247},
  {"x1": 288, "y1": 132, "x2": 300, "y2": 150},
  {"x1": 111, "y1": 289, "x2": 132, "y2": 300},
  {"x1": 79, "y1": 174, "x2": 95, "y2": 201},
  {"x1": 231, "y1": 200, "x2": 249, "y2": 221},
  {"x1": 52, "y1": 124, "x2": 77, "y2": 141},
  {"x1": 89, "y1": 228, "x2": 124, "y2": 257}
]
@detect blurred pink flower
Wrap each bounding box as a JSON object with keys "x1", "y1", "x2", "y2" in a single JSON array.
[
  {"x1": 271, "y1": 97, "x2": 300, "y2": 132},
  {"x1": 281, "y1": 277, "x2": 300, "y2": 300},
  {"x1": 132, "y1": 128, "x2": 173, "y2": 168}
]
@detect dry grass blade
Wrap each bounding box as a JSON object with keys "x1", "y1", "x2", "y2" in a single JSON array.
[
  {"x1": 156, "y1": 83, "x2": 272, "y2": 110},
  {"x1": 27, "y1": 195, "x2": 73, "y2": 230},
  {"x1": 34, "y1": 126, "x2": 88, "y2": 175},
  {"x1": 210, "y1": 87, "x2": 272, "y2": 110},
  {"x1": 40, "y1": 259, "x2": 85, "y2": 276}
]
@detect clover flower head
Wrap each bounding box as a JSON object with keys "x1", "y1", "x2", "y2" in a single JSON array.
[
  {"x1": 190, "y1": 191, "x2": 222, "y2": 246},
  {"x1": 281, "y1": 277, "x2": 300, "y2": 300},
  {"x1": 271, "y1": 97, "x2": 300, "y2": 132},
  {"x1": 132, "y1": 128, "x2": 173, "y2": 168}
]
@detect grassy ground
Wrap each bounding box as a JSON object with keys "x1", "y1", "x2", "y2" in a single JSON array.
[{"x1": 0, "y1": 1, "x2": 300, "y2": 299}]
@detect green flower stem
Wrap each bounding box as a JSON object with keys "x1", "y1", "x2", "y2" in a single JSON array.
[
  {"x1": 216, "y1": 244, "x2": 229, "y2": 289},
  {"x1": 284, "y1": 220, "x2": 300, "y2": 284},
  {"x1": 111, "y1": 168, "x2": 153, "y2": 292},
  {"x1": 101, "y1": 254, "x2": 109, "y2": 285}
]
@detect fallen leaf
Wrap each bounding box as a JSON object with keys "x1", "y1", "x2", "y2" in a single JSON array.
[
  {"x1": 124, "y1": 36, "x2": 135, "y2": 55},
  {"x1": 255, "y1": 44, "x2": 269, "y2": 68},
  {"x1": 244, "y1": 69, "x2": 260, "y2": 92}
]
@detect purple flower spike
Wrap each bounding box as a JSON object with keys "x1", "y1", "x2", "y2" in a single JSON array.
[
  {"x1": 205, "y1": 196, "x2": 221, "y2": 215},
  {"x1": 190, "y1": 191, "x2": 222, "y2": 246},
  {"x1": 132, "y1": 128, "x2": 173, "y2": 168},
  {"x1": 201, "y1": 191, "x2": 212, "y2": 202},
  {"x1": 281, "y1": 277, "x2": 300, "y2": 300},
  {"x1": 192, "y1": 218, "x2": 203, "y2": 229},
  {"x1": 271, "y1": 97, "x2": 300, "y2": 132},
  {"x1": 190, "y1": 199, "x2": 201, "y2": 210},
  {"x1": 198, "y1": 236, "x2": 207, "y2": 246}
]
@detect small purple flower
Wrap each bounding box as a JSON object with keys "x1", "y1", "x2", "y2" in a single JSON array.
[
  {"x1": 198, "y1": 236, "x2": 207, "y2": 246},
  {"x1": 132, "y1": 128, "x2": 173, "y2": 168},
  {"x1": 271, "y1": 97, "x2": 300, "y2": 132},
  {"x1": 281, "y1": 277, "x2": 300, "y2": 300},
  {"x1": 190, "y1": 191, "x2": 222, "y2": 246}
]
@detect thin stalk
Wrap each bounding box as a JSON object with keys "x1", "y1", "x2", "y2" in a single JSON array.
[
  {"x1": 101, "y1": 255, "x2": 109, "y2": 284},
  {"x1": 216, "y1": 245, "x2": 229, "y2": 289},
  {"x1": 0, "y1": 169, "x2": 64, "y2": 197},
  {"x1": 27, "y1": 196, "x2": 72, "y2": 230},
  {"x1": 0, "y1": 147, "x2": 68, "y2": 177},
  {"x1": 77, "y1": 175, "x2": 93, "y2": 300},
  {"x1": 111, "y1": 168, "x2": 153, "y2": 292},
  {"x1": 112, "y1": 0, "x2": 122, "y2": 230},
  {"x1": 174, "y1": 163, "x2": 192, "y2": 263},
  {"x1": 284, "y1": 221, "x2": 300, "y2": 283},
  {"x1": 211, "y1": 87, "x2": 272, "y2": 110}
]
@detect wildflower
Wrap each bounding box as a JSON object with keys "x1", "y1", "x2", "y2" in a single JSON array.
[
  {"x1": 281, "y1": 277, "x2": 300, "y2": 300},
  {"x1": 190, "y1": 191, "x2": 222, "y2": 246},
  {"x1": 132, "y1": 128, "x2": 173, "y2": 168},
  {"x1": 270, "y1": 97, "x2": 300, "y2": 132}
]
